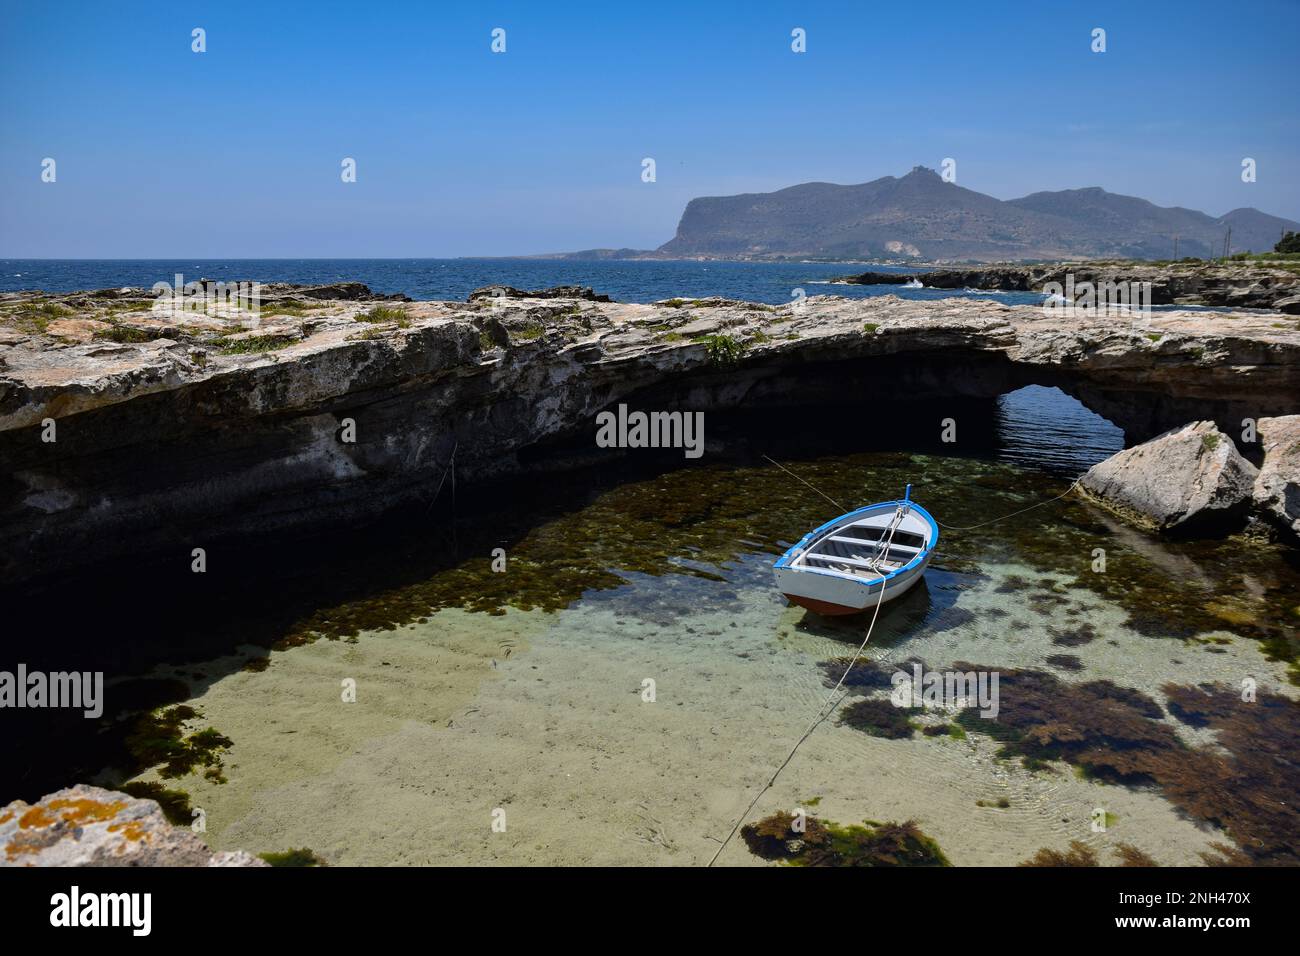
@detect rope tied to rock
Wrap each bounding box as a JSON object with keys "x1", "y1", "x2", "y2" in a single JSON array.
[
  {"x1": 763, "y1": 453, "x2": 1083, "y2": 533},
  {"x1": 932, "y1": 477, "x2": 1083, "y2": 532}
]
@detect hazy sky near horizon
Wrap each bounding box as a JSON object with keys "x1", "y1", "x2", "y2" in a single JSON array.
[{"x1": 2, "y1": 0, "x2": 1297, "y2": 258}]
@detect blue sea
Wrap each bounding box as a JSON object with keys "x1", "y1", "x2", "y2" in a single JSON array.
[{"x1": 0, "y1": 258, "x2": 1051, "y2": 307}]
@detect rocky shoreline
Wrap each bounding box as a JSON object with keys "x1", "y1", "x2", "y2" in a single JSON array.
[
  {"x1": 838, "y1": 262, "x2": 1300, "y2": 313},
  {"x1": 1, "y1": 785, "x2": 266, "y2": 866},
  {"x1": 2, "y1": 281, "x2": 1299, "y2": 586}
]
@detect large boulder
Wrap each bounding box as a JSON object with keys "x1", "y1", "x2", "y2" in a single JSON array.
[
  {"x1": 1253, "y1": 415, "x2": 1300, "y2": 543},
  {"x1": 1079, "y1": 421, "x2": 1259, "y2": 534},
  {"x1": 0, "y1": 785, "x2": 266, "y2": 867}
]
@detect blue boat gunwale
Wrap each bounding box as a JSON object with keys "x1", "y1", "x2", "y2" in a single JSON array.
[{"x1": 773, "y1": 499, "x2": 939, "y2": 587}]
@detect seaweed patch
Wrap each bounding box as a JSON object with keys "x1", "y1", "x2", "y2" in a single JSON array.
[{"x1": 741, "y1": 811, "x2": 949, "y2": 867}]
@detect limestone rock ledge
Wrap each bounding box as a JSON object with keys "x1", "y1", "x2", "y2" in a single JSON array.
[
  {"x1": 838, "y1": 262, "x2": 1300, "y2": 312},
  {"x1": 1254, "y1": 415, "x2": 1300, "y2": 540},
  {"x1": 2, "y1": 285, "x2": 1299, "y2": 582},
  {"x1": 0, "y1": 785, "x2": 266, "y2": 867},
  {"x1": 1079, "y1": 422, "x2": 1259, "y2": 534}
]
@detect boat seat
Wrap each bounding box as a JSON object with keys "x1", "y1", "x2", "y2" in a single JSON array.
[
  {"x1": 804, "y1": 552, "x2": 904, "y2": 572},
  {"x1": 825, "y1": 535, "x2": 922, "y2": 554},
  {"x1": 841, "y1": 525, "x2": 928, "y2": 548}
]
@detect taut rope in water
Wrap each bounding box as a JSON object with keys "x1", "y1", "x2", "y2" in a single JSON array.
[
  {"x1": 705, "y1": 457, "x2": 1083, "y2": 865},
  {"x1": 762, "y1": 453, "x2": 1082, "y2": 533},
  {"x1": 707, "y1": 488, "x2": 904, "y2": 867},
  {"x1": 932, "y1": 477, "x2": 1082, "y2": 532},
  {"x1": 424, "y1": 440, "x2": 459, "y2": 513},
  {"x1": 762, "y1": 455, "x2": 847, "y2": 513}
]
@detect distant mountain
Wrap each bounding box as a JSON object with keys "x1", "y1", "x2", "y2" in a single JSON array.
[
  {"x1": 1217, "y1": 207, "x2": 1300, "y2": 254},
  {"x1": 653, "y1": 167, "x2": 1300, "y2": 262}
]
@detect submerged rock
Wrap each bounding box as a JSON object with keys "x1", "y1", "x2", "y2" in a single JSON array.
[
  {"x1": 0, "y1": 784, "x2": 265, "y2": 866},
  {"x1": 1253, "y1": 415, "x2": 1300, "y2": 543},
  {"x1": 1079, "y1": 422, "x2": 1258, "y2": 534}
]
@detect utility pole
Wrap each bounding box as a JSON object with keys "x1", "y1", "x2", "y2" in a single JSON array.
[
  {"x1": 1223, "y1": 227, "x2": 1232, "y2": 259},
  {"x1": 1173, "y1": 235, "x2": 1179, "y2": 259}
]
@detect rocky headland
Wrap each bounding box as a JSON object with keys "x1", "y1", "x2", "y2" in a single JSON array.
[
  {"x1": 838, "y1": 261, "x2": 1300, "y2": 313},
  {"x1": 655, "y1": 166, "x2": 1300, "y2": 261},
  {"x1": 2, "y1": 282, "x2": 1299, "y2": 585}
]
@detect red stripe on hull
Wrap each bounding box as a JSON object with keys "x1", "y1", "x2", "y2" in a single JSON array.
[{"x1": 782, "y1": 593, "x2": 865, "y2": 616}]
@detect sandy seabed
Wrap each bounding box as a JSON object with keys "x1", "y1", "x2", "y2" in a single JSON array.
[{"x1": 126, "y1": 556, "x2": 1293, "y2": 866}]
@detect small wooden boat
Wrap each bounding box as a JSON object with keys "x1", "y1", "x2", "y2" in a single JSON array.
[{"x1": 773, "y1": 485, "x2": 937, "y2": 616}]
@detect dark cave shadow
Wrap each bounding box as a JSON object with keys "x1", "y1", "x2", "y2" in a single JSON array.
[{"x1": 0, "y1": 395, "x2": 1106, "y2": 799}]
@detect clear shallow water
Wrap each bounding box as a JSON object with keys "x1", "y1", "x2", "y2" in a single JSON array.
[
  {"x1": 6, "y1": 385, "x2": 1296, "y2": 866},
  {"x1": 107, "y1": 446, "x2": 1296, "y2": 867}
]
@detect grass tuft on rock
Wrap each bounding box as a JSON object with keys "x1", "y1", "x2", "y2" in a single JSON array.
[
  {"x1": 699, "y1": 333, "x2": 748, "y2": 366},
  {"x1": 217, "y1": 334, "x2": 298, "y2": 355},
  {"x1": 93, "y1": 323, "x2": 157, "y2": 344},
  {"x1": 8, "y1": 300, "x2": 74, "y2": 333},
  {"x1": 355, "y1": 305, "x2": 410, "y2": 325}
]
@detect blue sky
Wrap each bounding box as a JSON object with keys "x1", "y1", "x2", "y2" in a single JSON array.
[{"x1": 2, "y1": 0, "x2": 1297, "y2": 257}]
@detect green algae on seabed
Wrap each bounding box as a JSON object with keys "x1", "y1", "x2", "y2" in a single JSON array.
[
  {"x1": 266, "y1": 452, "x2": 1299, "y2": 683},
  {"x1": 816, "y1": 648, "x2": 1297, "y2": 864},
  {"x1": 838, "y1": 698, "x2": 920, "y2": 738},
  {"x1": 125, "y1": 705, "x2": 233, "y2": 784},
  {"x1": 259, "y1": 847, "x2": 327, "y2": 867},
  {"x1": 741, "y1": 811, "x2": 950, "y2": 867},
  {"x1": 1019, "y1": 841, "x2": 1158, "y2": 867},
  {"x1": 1019, "y1": 841, "x2": 1157, "y2": 867},
  {"x1": 115, "y1": 781, "x2": 193, "y2": 827},
  {"x1": 952, "y1": 667, "x2": 1300, "y2": 865}
]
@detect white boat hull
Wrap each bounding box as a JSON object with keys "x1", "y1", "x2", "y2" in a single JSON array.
[
  {"x1": 772, "y1": 495, "x2": 938, "y2": 617},
  {"x1": 775, "y1": 553, "x2": 931, "y2": 615}
]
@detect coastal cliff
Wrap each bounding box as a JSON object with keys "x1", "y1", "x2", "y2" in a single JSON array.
[{"x1": 2, "y1": 284, "x2": 1298, "y2": 583}]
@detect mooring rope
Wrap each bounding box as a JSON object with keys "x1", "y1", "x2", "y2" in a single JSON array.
[
  {"x1": 706, "y1": 456, "x2": 1083, "y2": 865},
  {"x1": 707, "y1": 495, "x2": 904, "y2": 867},
  {"x1": 762, "y1": 453, "x2": 1082, "y2": 533},
  {"x1": 762, "y1": 455, "x2": 847, "y2": 513},
  {"x1": 424, "y1": 440, "x2": 459, "y2": 512},
  {"x1": 932, "y1": 477, "x2": 1082, "y2": 532}
]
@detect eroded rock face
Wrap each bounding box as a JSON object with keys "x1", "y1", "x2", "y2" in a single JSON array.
[
  {"x1": 1253, "y1": 415, "x2": 1300, "y2": 542},
  {"x1": 1, "y1": 285, "x2": 1298, "y2": 582},
  {"x1": 0, "y1": 785, "x2": 266, "y2": 867},
  {"x1": 1079, "y1": 422, "x2": 1259, "y2": 533}
]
